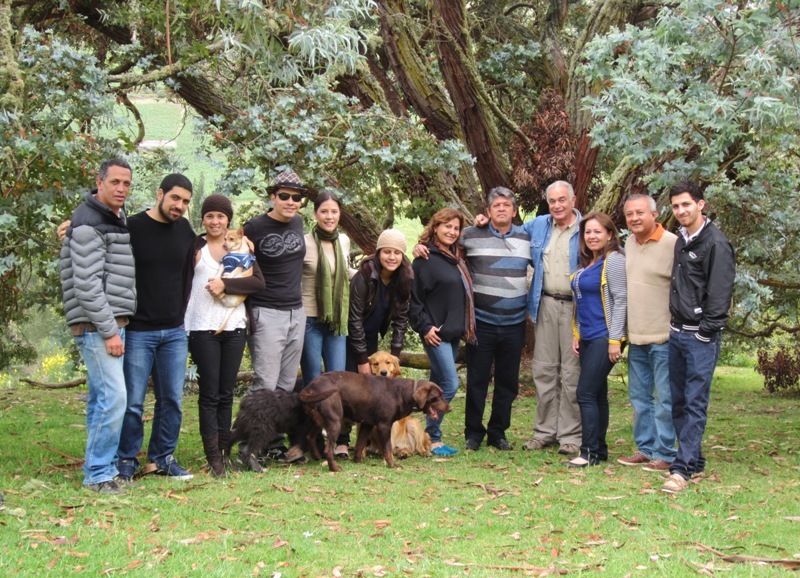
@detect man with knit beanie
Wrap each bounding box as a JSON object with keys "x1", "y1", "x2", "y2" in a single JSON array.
[
  {"x1": 617, "y1": 194, "x2": 677, "y2": 472},
  {"x1": 116, "y1": 173, "x2": 197, "y2": 481},
  {"x1": 243, "y1": 170, "x2": 307, "y2": 396}
]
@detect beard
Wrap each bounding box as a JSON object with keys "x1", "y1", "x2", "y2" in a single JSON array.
[{"x1": 158, "y1": 198, "x2": 182, "y2": 222}]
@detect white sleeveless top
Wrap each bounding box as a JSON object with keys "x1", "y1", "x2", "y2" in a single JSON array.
[{"x1": 184, "y1": 245, "x2": 247, "y2": 332}]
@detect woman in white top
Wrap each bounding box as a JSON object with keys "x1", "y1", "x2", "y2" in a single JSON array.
[
  {"x1": 183, "y1": 194, "x2": 264, "y2": 477},
  {"x1": 300, "y1": 190, "x2": 351, "y2": 388}
]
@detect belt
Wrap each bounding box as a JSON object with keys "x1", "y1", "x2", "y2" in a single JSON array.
[{"x1": 543, "y1": 292, "x2": 573, "y2": 302}]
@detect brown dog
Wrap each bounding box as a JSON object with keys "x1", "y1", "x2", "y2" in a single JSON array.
[
  {"x1": 366, "y1": 351, "x2": 432, "y2": 458},
  {"x1": 300, "y1": 371, "x2": 450, "y2": 471}
]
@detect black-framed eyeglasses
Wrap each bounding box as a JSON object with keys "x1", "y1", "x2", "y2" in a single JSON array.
[{"x1": 277, "y1": 192, "x2": 304, "y2": 202}]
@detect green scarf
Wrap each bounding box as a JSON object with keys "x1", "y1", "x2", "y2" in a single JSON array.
[{"x1": 314, "y1": 226, "x2": 349, "y2": 335}]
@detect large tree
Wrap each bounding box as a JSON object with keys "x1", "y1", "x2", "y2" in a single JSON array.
[{"x1": 1, "y1": 0, "x2": 799, "y2": 368}]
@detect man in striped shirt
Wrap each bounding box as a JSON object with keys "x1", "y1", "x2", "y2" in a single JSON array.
[{"x1": 462, "y1": 188, "x2": 532, "y2": 451}]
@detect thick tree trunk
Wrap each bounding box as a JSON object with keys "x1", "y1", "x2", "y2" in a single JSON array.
[{"x1": 432, "y1": 0, "x2": 510, "y2": 195}]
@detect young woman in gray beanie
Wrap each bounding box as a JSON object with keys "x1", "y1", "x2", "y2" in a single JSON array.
[{"x1": 336, "y1": 228, "x2": 412, "y2": 458}]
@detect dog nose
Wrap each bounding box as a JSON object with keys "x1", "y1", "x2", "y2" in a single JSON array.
[{"x1": 380, "y1": 370, "x2": 388, "y2": 376}]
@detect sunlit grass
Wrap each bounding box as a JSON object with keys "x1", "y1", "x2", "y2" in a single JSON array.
[{"x1": 1, "y1": 367, "x2": 798, "y2": 576}]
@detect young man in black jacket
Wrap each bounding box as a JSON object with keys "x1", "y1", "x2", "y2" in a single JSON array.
[{"x1": 662, "y1": 181, "x2": 735, "y2": 494}]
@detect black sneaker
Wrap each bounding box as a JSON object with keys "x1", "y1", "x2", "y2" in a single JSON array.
[
  {"x1": 116, "y1": 459, "x2": 137, "y2": 482},
  {"x1": 85, "y1": 479, "x2": 126, "y2": 495},
  {"x1": 114, "y1": 475, "x2": 138, "y2": 489},
  {"x1": 465, "y1": 438, "x2": 481, "y2": 451},
  {"x1": 265, "y1": 447, "x2": 289, "y2": 463},
  {"x1": 155, "y1": 455, "x2": 194, "y2": 480},
  {"x1": 488, "y1": 439, "x2": 513, "y2": 451}
]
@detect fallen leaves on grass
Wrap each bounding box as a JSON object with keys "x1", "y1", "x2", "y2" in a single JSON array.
[
  {"x1": 696, "y1": 543, "x2": 800, "y2": 570},
  {"x1": 443, "y1": 560, "x2": 568, "y2": 574}
]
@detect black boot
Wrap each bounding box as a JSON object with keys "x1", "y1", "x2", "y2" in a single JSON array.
[
  {"x1": 202, "y1": 434, "x2": 226, "y2": 478},
  {"x1": 217, "y1": 429, "x2": 235, "y2": 473}
]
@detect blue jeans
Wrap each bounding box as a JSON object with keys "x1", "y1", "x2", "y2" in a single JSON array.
[
  {"x1": 119, "y1": 327, "x2": 188, "y2": 468},
  {"x1": 669, "y1": 329, "x2": 721, "y2": 479},
  {"x1": 75, "y1": 329, "x2": 127, "y2": 485},
  {"x1": 465, "y1": 320, "x2": 525, "y2": 444},
  {"x1": 423, "y1": 339, "x2": 460, "y2": 443},
  {"x1": 301, "y1": 317, "x2": 347, "y2": 388},
  {"x1": 576, "y1": 338, "x2": 614, "y2": 461},
  {"x1": 628, "y1": 343, "x2": 676, "y2": 461}
]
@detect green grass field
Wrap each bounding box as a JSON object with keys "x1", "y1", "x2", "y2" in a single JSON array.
[{"x1": 1, "y1": 367, "x2": 798, "y2": 576}]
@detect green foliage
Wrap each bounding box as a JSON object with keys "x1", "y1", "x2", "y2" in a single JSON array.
[
  {"x1": 199, "y1": 76, "x2": 472, "y2": 200},
  {"x1": 0, "y1": 28, "x2": 131, "y2": 369},
  {"x1": 580, "y1": 1, "x2": 800, "y2": 337}
]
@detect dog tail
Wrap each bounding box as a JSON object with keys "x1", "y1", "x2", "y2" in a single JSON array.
[{"x1": 215, "y1": 307, "x2": 235, "y2": 335}]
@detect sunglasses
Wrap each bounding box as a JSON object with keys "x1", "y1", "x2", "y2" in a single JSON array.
[{"x1": 276, "y1": 192, "x2": 304, "y2": 202}]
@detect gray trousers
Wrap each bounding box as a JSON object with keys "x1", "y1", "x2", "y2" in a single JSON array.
[
  {"x1": 249, "y1": 306, "x2": 306, "y2": 393},
  {"x1": 531, "y1": 295, "x2": 582, "y2": 446}
]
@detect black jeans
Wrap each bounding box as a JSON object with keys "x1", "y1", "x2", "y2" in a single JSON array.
[
  {"x1": 189, "y1": 329, "x2": 247, "y2": 438},
  {"x1": 576, "y1": 337, "x2": 614, "y2": 461},
  {"x1": 464, "y1": 320, "x2": 526, "y2": 444}
]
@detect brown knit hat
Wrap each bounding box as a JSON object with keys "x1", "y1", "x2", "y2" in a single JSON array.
[
  {"x1": 267, "y1": 169, "x2": 305, "y2": 194},
  {"x1": 375, "y1": 229, "x2": 407, "y2": 254},
  {"x1": 201, "y1": 194, "x2": 233, "y2": 222}
]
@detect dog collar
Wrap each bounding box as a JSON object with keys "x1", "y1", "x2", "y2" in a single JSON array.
[{"x1": 411, "y1": 379, "x2": 423, "y2": 412}]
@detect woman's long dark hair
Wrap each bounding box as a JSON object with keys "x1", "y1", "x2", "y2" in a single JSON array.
[
  {"x1": 357, "y1": 251, "x2": 413, "y2": 305},
  {"x1": 578, "y1": 211, "x2": 623, "y2": 268}
]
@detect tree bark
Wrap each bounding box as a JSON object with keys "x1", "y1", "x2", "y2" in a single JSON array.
[{"x1": 432, "y1": 0, "x2": 510, "y2": 195}]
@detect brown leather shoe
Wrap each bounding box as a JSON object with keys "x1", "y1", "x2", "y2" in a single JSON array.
[
  {"x1": 642, "y1": 458, "x2": 671, "y2": 472},
  {"x1": 617, "y1": 451, "x2": 650, "y2": 466}
]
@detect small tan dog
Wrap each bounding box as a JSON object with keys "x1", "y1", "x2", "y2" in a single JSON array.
[
  {"x1": 214, "y1": 228, "x2": 254, "y2": 333},
  {"x1": 365, "y1": 351, "x2": 432, "y2": 458}
]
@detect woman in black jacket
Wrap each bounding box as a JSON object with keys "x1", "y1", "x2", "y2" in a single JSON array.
[
  {"x1": 409, "y1": 208, "x2": 475, "y2": 457},
  {"x1": 337, "y1": 229, "x2": 412, "y2": 457}
]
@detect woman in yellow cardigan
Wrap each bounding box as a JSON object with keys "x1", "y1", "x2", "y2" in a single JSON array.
[{"x1": 568, "y1": 212, "x2": 627, "y2": 467}]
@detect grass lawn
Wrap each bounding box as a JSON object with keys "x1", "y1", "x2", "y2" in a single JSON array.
[{"x1": 1, "y1": 366, "x2": 798, "y2": 576}]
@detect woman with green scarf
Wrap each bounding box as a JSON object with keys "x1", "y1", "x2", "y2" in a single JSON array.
[{"x1": 301, "y1": 190, "x2": 351, "y2": 387}]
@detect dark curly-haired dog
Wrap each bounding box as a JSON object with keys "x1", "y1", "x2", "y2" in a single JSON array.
[{"x1": 225, "y1": 389, "x2": 313, "y2": 472}]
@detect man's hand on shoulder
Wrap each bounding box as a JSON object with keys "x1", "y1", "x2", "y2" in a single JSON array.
[
  {"x1": 412, "y1": 244, "x2": 430, "y2": 259},
  {"x1": 474, "y1": 214, "x2": 489, "y2": 227},
  {"x1": 57, "y1": 220, "x2": 71, "y2": 242}
]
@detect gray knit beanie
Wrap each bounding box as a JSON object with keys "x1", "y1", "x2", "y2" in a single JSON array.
[{"x1": 375, "y1": 229, "x2": 407, "y2": 254}]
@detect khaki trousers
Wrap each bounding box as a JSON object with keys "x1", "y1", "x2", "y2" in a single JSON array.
[{"x1": 531, "y1": 295, "x2": 582, "y2": 445}]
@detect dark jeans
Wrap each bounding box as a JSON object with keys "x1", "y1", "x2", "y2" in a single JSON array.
[
  {"x1": 464, "y1": 320, "x2": 525, "y2": 444},
  {"x1": 576, "y1": 338, "x2": 614, "y2": 461},
  {"x1": 189, "y1": 329, "x2": 247, "y2": 439},
  {"x1": 669, "y1": 328, "x2": 721, "y2": 479}
]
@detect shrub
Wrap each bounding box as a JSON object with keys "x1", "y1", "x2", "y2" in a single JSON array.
[{"x1": 755, "y1": 345, "x2": 800, "y2": 393}]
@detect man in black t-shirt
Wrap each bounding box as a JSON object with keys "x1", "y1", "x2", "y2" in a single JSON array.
[
  {"x1": 243, "y1": 170, "x2": 307, "y2": 393},
  {"x1": 116, "y1": 174, "x2": 196, "y2": 482}
]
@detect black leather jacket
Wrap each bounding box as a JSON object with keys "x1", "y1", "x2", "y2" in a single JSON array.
[
  {"x1": 348, "y1": 258, "x2": 409, "y2": 364},
  {"x1": 669, "y1": 219, "x2": 736, "y2": 341}
]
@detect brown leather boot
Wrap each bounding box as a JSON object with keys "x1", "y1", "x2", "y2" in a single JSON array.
[
  {"x1": 217, "y1": 429, "x2": 235, "y2": 473},
  {"x1": 202, "y1": 434, "x2": 226, "y2": 478}
]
